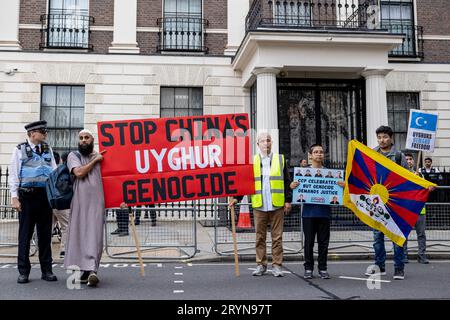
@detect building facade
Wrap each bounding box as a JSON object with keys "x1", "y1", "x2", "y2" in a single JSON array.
[{"x1": 0, "y1": 0, "x2": 449, "y2": 167}]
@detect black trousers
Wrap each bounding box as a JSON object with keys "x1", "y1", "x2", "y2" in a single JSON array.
[
  {"x1": 18, "y1": 188, "x2": 53, "y2": 275},
  {"x1": 116, "y1": 209, "x2": 129, "y2": 233},
  {"x1": 136, "y1": 205, "x2": 157, "y2": 224},
  {"x1": 302, "y1": 217, "x2": 330, "y2": 271}
]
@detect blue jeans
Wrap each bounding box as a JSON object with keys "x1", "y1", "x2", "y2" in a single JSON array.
[{"x1": 373, "y1": 230, "x2": 405, "y2": 270}]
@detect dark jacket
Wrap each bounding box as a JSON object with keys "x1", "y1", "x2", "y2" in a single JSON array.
[{"x1": 373, "y1": 144, "x2": 409, "y2": 170}]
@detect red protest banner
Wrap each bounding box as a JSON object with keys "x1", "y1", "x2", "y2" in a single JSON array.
[{"x1": 97, "y1": 114, "x2": 255, "y2": 208}]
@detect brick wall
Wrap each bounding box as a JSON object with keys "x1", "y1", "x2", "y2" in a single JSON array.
[
  {"x1": 137, "y1": 32, "x2": 159, "y2": 54},
  {"x1": 19, "y1": 1, "x2": 114, "y2": 26},
  {"x1": 90, "y1": 31, "x2": 113, "y2": 53},
  {"x1": 416, "y1": 0, "x2": 450, "y2": 36},
  {"x1": 422, "y1": 40, "x2": 450, "y2": 64},
  {"x1": 20, "y1": 0, "x2": 46, "y2": 24},
  {"x1": 137, "y1": 0, "x2": 161, "y2": 28},
  {"x1": 204, "y1": 0, "x2": 227, "y2": 29},
  {"x1": 416, "y1": 1, "x2": 450, "y2": 63},
  {"x1": 205, "y1": 33, "x2": 227, "y2": 55},
  {"x1": 18, "y1": 29, "x2": 41, "y2": 50},
  {"x1": 90, "y1": 0, "x2": 114, "y2": 26}
]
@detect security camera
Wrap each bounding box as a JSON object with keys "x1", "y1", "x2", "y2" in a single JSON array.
[{"x1": 5, "y1": 68, "x2": 18, "y2": 75}]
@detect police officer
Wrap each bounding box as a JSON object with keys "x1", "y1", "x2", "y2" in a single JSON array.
[{"x1": 9, "y1": 120, "x2": 58, "y2": 283}]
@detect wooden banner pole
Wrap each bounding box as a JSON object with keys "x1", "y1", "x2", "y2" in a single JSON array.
[
  {"x1": 416, "y1": 151, "x2": 422, "y2": 174},
  {"x1": 130, "y1": 210, "x2": 145, "y2": 277},
  {"x1": 229, "y1": 203, "x2": 240, "y2": 277}
]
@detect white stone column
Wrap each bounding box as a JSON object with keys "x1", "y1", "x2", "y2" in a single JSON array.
[
  {"x1": 109, "y1": 0, "x2": 139, "y2": 54},
  {"x1": 0, "y1": 0, "x2": 22, "y2": 50},
  {"x1": 253, "y1": 67, "x2": 280, "y2": 153},
  {"x1": 362, "y1": 69, "x2": 392, "y2": 148},
  {"x1": 224, "y1": 0, "x2": 249, "y2": 56}
]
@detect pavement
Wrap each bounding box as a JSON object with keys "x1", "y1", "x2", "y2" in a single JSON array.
[
  {"x1": 2, "y1": 221, "x2": 450, "y2": 301},
  {"x1": 0, "y1": 260, "x2": 450, "y2": 300},
  {"x1": 1, "y1": 261, "x2": 450, "y2": 300}
]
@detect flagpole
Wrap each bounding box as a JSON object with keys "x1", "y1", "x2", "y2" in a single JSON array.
[
  {"x1": 130, "y1": 209, "x2": 145, "y2": 277},
  {"x1": 416, "y1": 151, "x2": 422, "y2": 174}
]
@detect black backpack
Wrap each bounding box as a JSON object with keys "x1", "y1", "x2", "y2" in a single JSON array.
[{"x1": 45, "y1": 152, "x2": 81, "y2": 210}]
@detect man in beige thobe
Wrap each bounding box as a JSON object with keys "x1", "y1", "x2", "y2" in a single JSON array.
[{"x1": 64, "y1": 129, "x2": 105, "y2": 287}]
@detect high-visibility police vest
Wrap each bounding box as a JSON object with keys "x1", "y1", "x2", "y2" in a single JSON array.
[
  {"x1": 420, "y1": 206, "x2": 426, "y2": 215},
  {"x1": 18, "y1": 142, "x2": 53, "y2": 188},
  {"x1": 251, "y1": 153, "x2": 285, "y2": 208},
  {"x1": 409, "y1": 168, "x2": 427, "y2": 216}
]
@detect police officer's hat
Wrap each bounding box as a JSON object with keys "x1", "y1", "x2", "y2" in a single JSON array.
[{"x1": 24, "y1": 120, "x2": 47, "y2": 132}]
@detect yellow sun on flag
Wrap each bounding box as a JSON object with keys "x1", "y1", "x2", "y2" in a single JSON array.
[{"x1": 370, "y1": 184, "x2": 390, "y2": 204}]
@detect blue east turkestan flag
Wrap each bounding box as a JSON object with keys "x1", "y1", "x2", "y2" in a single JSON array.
[{"x1": 410, "y1": 111, "x2": 438, "y2": 132}]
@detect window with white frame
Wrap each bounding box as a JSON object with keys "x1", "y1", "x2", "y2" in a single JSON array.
[
  {"x1": 160, "y1": 87, "x2": 203, "y2": 117},
  {"x1": 47, "y1": 0, "x2": 90, "y2": 48},
  {"x1": 381, "y1": 0, "x2": 416, "y2": 56},
  {"x1": 41, "y1": 85, "x2": 85, "y2": 154},
  {"x1": 387, "y1": 92, "x2": 420, "y2": 150},
  {"x1": 162, "y1": 0, "x2": 203, "y2": 51}
]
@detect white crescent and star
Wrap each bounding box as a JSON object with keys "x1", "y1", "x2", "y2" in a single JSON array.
[{"x1": 415, "y1": 116, "x2": 427, "y2": 127}]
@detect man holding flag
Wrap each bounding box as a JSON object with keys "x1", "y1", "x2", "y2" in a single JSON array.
[
  {"x1": 369, "y1": 126, "x2": 409, "y2": 280},
  {"x1": 343, "y1": 126, "x2": 436, "y2": 281}
]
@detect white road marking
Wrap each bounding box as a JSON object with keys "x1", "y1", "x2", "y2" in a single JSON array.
[
  {"x1": 173, "y1": 265, "x2": 185, "y2": 293},
  {"x1": 157, "y1": 263, "x2": 162, "y2": 268},
  {"x1": 339, "y1": 276, "x2": 391, "y2": 283}
]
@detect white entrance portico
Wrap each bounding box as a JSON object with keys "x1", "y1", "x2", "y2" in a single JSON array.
[{"x1": 233, "y1": 31, "x2": 403, "y2": 153}]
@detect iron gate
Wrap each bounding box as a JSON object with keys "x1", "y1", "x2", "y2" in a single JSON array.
[{"x1": 277, "y1": 79, "x2": 366, "y2": 167}]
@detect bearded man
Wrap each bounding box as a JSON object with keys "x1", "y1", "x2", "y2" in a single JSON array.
[{"x1": 64, "y1": 129, "x2": 106, "y2": 287}]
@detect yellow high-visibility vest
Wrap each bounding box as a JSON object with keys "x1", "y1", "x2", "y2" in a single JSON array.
[
  {"x1": 409, "y1": 168, "x2": 427, "y2": 216},
  {"x1": 420, "y1": 206, "x2": 426, "y2": 215},
  {"x1": 251, "y1": 153, "x2": 285, "y2": 208}
]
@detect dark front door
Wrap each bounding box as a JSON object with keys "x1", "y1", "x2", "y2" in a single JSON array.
[{"x1": 277, "y1": 79, "x2": 366, "y2": 168}]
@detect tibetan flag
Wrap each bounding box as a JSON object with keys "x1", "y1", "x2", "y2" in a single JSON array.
[{"x1": 343, "y1": 140, "x2": 436, "y2": 247}]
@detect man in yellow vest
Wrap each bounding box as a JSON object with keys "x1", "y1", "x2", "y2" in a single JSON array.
[{"x1": 230, "y1": 132, "x2": 292, "y2": 277}]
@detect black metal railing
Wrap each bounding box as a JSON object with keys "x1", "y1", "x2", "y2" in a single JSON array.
[
  {"x1": 381, "y1": 22, "x2": 424, "y2": 59},
  {"x1": 40, "y1": 13, "x2": 94, "y2": 50},
  {"x1": 0, "y1": 167, "x2": 10, "y2": 218},
  {"x1": 157, "y1": 17, "x2": 208, "y2": 52},
  {"x1": 246, "y1": 0, "x2": 381, "y2": 32}
]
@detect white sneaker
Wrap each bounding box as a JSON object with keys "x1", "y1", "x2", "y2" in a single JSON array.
[
  {"x1": 252, "y1": 265, "x2": 267, "y2": 276},
  {"x1": 271, "y1": 266, "x2": 284, "y2": 277},
  {"x1": 365, "y1": 267, "x2": 386, "y2": 276}
]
